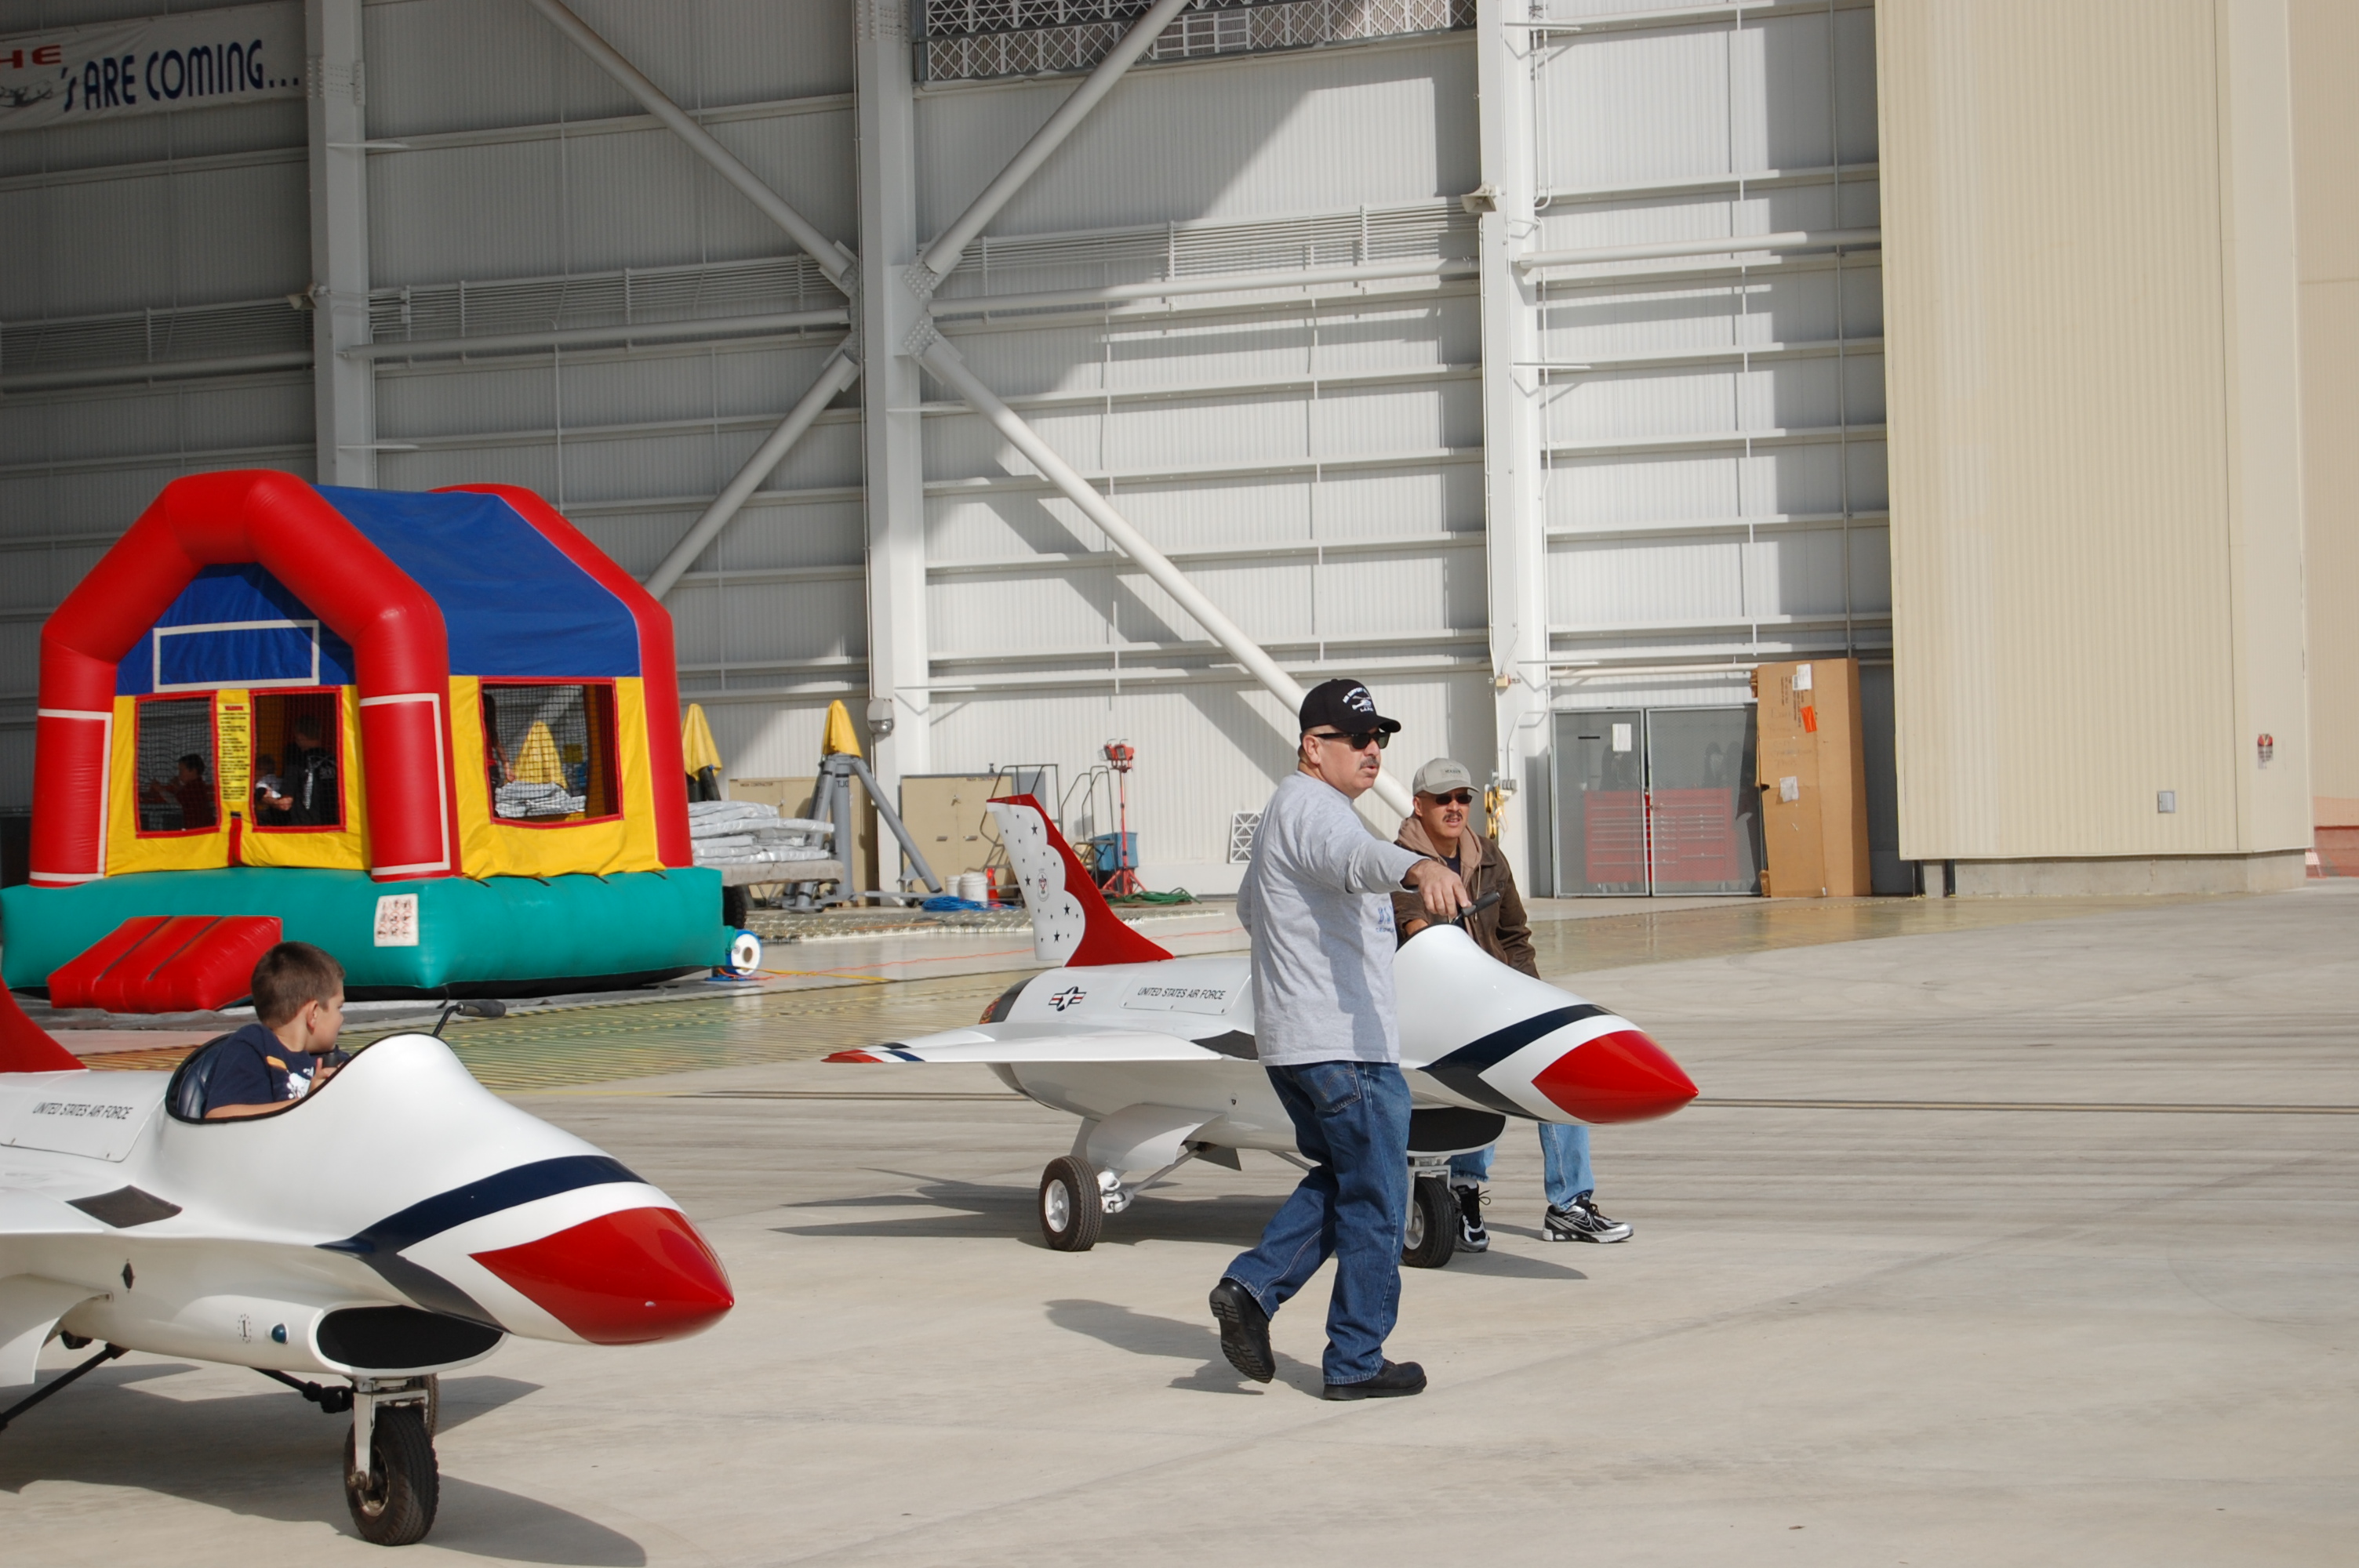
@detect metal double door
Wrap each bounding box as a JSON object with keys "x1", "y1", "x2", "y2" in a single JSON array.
[{"x1": 1552, "y1": 707, "x2": 1761, "y2": 896}]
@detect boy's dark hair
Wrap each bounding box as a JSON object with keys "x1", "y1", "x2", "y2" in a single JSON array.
[
  {"x1": 252, "y1": 941, "x2": 345, "y2": 1028},
  {"x1": 178, "y1": 753, "x2": 206, "y2": 775}
]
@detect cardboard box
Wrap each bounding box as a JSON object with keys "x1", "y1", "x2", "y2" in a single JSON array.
[{"x1": 1753, "y1": 659, "x2": 1871, "y2": 897}]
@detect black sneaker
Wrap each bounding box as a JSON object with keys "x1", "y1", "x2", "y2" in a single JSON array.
[
  {"x1": 1209, "y1": 1278, "x2": 1274, "y2": 1383},
  {"x1": 1542, "y1": 1197, "x2": 1633, "y2": 1244},
  {"x1": 1324, "y1": 1359, "x2": 1427, "y2": 1400},
  {"x1": 1453, "y1": 1184, "x2": 1489, "y2": 1253}
]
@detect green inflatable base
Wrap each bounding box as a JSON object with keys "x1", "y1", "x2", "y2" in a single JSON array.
[{"x1": 1, "y1": 866, "x2": 729, "y2": 996}]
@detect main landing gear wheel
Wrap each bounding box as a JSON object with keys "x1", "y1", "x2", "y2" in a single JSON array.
[
  {"x1": 1402, "y1": 1175, "x2": 1458, "y2": 1269},
  {"x1": 1039, "y1": 1155, "x2": 1105, "y2": 1251},
  {"x1": 345, "y1": 1403, "x2": 438, "y2": 1547}
]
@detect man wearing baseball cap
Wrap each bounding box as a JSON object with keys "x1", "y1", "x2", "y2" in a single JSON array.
[
  {"x1": 1390, "y1": 757, "x2": 1633, "y2": 1248},
  {"x1": 1209, "y1": 678, "x2": 1472, "y2": 1399}
]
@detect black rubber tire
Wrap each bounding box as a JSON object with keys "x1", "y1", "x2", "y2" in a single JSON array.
[
  {"x1": 344, "y1": 1403, "x2": 439, "y2": 1547},
  {"x1": 1402, "y1": 1175, "x2": 1458, "y2": 1269},
  {"x1": 1038, "y1": 1156, "x2": 1104, "y2": 1251},
  {"x1": 721, "y1": 884, "x2": 750, "y2": 930}
]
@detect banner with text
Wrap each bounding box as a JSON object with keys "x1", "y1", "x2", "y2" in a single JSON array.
[{"x1": 0, "y1": 2, "x2": 302, "y2": 133}]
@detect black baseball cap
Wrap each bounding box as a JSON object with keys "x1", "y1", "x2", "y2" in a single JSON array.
[{"x1": 1298, "y1": 677, "x2": 1404, "y2": 735}]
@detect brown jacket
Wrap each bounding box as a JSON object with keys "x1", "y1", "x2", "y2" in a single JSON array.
[{"x1": 1390, "y1": 817, "x2": 1538, "y2": 978}]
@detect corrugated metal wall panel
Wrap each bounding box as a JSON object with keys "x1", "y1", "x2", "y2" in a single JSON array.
[
  {"x1": 915, "y1": 42, "x2": 1477, "y2": 239},
  {"x1": 2, "y1": 160, "x2": 307, "y2": 317},
  {"x1": 1532, "y1": 2, "x2": 1888, "y2": 710}
]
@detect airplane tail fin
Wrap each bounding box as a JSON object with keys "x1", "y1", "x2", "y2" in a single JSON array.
[
  {"x1": 0, "y1": 986, "x2": 85, "y2": 1073},
  {"x1": 987, "y1": 795, "x2": 1172, "y2": 967}
]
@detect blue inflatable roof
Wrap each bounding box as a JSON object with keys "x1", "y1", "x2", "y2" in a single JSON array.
[{"x1": 118, "y1": 487, "x2": 642, "y2": 696}]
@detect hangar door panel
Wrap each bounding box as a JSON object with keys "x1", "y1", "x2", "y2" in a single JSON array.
[
  {"x1": 1553, "y1": 710, "x2": 1647, "y2": 897},
  {"x1": 1645, "y1": 708, "x2": 1761, "y2": 895},
  {"x1": 1551, "y1": 708, "x2": 1762, "y2": 896}
]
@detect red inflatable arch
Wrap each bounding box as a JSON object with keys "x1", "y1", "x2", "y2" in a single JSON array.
[{"x1": 33, "y1": 471, "x2": 460, "y2": 885}]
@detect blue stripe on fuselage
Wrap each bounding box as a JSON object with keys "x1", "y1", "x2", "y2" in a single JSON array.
[{"x1": 322, "y1": 1154, "x2": 642, "y2": 1257}]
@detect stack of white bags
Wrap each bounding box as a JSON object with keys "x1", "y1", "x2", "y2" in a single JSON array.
[{"x1": 688, "y1": 799, "x2": 834, "y2": 870}]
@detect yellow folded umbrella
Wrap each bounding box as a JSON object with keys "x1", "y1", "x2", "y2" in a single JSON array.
[
  {"x1": 820, "y1": 699, "x2": 863, "y2": 759},
  {"x1": 511, "y1": 720, "x2": 567, "y2": 786},
  {"x1": 682, "y1": 702, "x2": 724, "y2": 776}
]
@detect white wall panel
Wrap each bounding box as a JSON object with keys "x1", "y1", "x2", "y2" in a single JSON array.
[
  {"x1": 915, "y1": 40, "x2": 1476, "y2": 240},
  {"x1": 1530, "y1": 2, "x2": 1888, "y2": 691},
  {"x1": 363, "y1": 0, "x2": 854, "y2": 140}
]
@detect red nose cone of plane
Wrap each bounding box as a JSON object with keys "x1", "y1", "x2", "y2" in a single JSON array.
[
  {"x1": 1531, "y1": 1029, "x2": 1698, "y2": 1123},
  {"x1": 472, "y1": 1207, "x2": 734, "y2": 1345}
]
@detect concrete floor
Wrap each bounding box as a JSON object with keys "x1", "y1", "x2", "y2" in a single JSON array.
[{"x1": 6, "y1": 885, "x2": 2355, "y2": 1564}]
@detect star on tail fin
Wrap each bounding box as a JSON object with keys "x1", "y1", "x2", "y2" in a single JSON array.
[{"x1": 987, "y1": 795, "x2": 1173, "y2": 968}]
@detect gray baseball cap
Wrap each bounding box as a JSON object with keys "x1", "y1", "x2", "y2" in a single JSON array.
[{"x1": 1411, "y1": 757, "x2": 1474, "y2": 796}]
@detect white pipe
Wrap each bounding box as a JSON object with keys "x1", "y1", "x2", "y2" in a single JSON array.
[
  {"x1": 645, "y1": 352, "x2": 864, "y2": 600},
  {"x1": 927, "y1": 257, "x2": 1477, "y2": 319},
  {"x1": 1517, "y1": 227, "x2": 1881, "y2": 272},
  {"x1": 920, "y1": 336, "x2": 1413, "y2": 817},
  {"x1": 526, "y1": 0, "x2": 851, "y2": 288},
  {"x1": 917, "y1": 0, "x2": 1196, "y2": 281},
  {"x1": 343, "y1": 309, "x2": 848, "y2": 361}
]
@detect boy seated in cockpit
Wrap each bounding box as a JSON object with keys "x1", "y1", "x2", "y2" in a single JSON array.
[{"x1": 202, "y1": 941, "x2": 351, "y2": 1120}]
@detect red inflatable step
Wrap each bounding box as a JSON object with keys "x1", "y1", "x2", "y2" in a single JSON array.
[{"x1": 50, "y1": 916, "x2": 283, "y2": 1015}]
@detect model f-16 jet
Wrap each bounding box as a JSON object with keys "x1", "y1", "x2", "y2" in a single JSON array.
[
  {"x1": 0, "y1": 995, "x2": 732, "y2": 1547},
  {"x1": 829, "y1": 796, "x2": 1696, "y2": 1263}
]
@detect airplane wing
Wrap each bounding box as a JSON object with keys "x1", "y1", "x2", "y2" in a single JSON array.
[{"x1": 827, "y1": 1023, "x2": 1252, "y2": 1065}]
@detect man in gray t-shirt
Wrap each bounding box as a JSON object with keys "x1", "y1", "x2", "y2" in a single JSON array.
[{"x1": 1209, "y1": 678, "x2": 1470, "y2": 1399}]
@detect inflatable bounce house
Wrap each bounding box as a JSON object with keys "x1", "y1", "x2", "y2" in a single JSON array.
[{"x1": 0, "y1": 470, "x2": 728, "y2": 1002}]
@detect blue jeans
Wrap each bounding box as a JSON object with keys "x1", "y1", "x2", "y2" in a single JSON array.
[
  {"x1": 1448, "y1": 1121, "x2": 1594, "y2": 1208},
  {"x1": 1222, "y1": 1060, "x2": 1412, "y2": 1385}
]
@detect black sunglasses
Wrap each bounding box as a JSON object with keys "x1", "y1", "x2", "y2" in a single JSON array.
[
  {"x1": 1310, "y1": 729, "x2": 1390, "y2": 751},
  {"x1": 1426, "y1": 789, "x2": 1476, "y2": 806}
]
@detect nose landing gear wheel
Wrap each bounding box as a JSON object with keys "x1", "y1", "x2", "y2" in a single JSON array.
[
  {"x1": 1039, "y1": 1155, "x2": 1105, "y2": 1251},
  {"x1": 344, "y1": 1403, "x2": 438, "y2": 1546},
  {"x1": 1402, "y1": 1174, "x2": 1458, "y2": 1269}
]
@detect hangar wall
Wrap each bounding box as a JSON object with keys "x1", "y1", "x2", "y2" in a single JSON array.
[
  {"x1": 2290, "y1": 0, "x2": 2358, "y2": 833},
  {"x1": 1878, "y1": 0, "x2": 2311, "y2": 891},
  {"x1": 16, "y1": 1, "x2": 2314, "y2": 899},
  {"x1": 0, "y1": 0, "x2": 315, "y2": 808}
]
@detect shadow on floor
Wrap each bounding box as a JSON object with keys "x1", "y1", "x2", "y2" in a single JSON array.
[
  {"x1": 0, "y1": 1365, "x2": 641, "y2": 1564},
  {"x1": 1044, "y1": 1298, "x2": 1323, "y2": 1397},
  {"x1": 776, "y1": 1172, "x2": 1286, "y2": 1250}
]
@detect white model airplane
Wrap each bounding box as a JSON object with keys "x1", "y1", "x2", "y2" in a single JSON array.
[
  {"x1": 829, "y1": 796, "x2": 1697, "y2": 1263},
  {"x1": 0, "y1": 996, "x2": 732, "y2": 1547}
]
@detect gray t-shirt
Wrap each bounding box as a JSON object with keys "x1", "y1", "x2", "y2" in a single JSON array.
[{"x1": 1237, "y1": 771, "x2": 1427, "y2": 1067}]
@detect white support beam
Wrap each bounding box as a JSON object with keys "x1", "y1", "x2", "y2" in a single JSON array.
[
  {"x1": 305, "y1": 0, "x2": 374, "y2": 487},
  {"x1": 925, "y1": 257, "x2": 1478, "y2": 318},
  {"x1": 918, "y1": 334, "x2": 1414, "y2": 818},
  {"x1": 856, "y1": 0, "x2": 932, "y2": 790},
  {"x1": 525, "y1": 0, "x2": 852, "y2": 289},
  {"x1": 343, "y1": 309, "x2": 849, "y2": 361},
  {"x1": 644, "y1": 351, "x2": 863, "y2": 601},
  {"x1": 1476, "y1": 0, "x2": 1553, "y2": 888},
  {"x1": 1518, "y1": 227, "x2": 1881, "y2": 274},
  {"x1": 911, "y1": 0, "x2": 1195, "y2": 288}
]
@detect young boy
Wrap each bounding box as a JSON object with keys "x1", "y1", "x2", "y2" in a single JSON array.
[{"x1": 201, "y1": 942, "x2": 351, "y2": 1120}]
